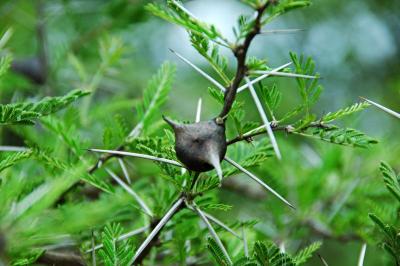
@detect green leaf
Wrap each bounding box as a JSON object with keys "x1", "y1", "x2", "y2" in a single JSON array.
[
  {"x1": 0, "y1": 151, "x2": 32, "y2": 173},
  {"x1": 260, "y1": 83, "x2": 282, "y2": 118},
  {"x1": 322, "y1": 102, "x2": 370, "y2": 123},
  {"x1": 0, "y1": 90, "x2": 90, "y2": 126},
  {"x1": 295, "y1": 126, "x2": 378, "y2": 148},
  {"x1": 207, "y1": 237, "x2": 231, "y2": 266},
  {"x1": 146, "y1": 1, "x2": 225, "y2": 42},
  {"x1": 190, "y1": 32, "x2": 230, "y2": 85},
  {"x1": 98, "y1": 223, "x2": 135, "y2": 266},
  {"x1": 289, "y1": 52, "x2": 322, "y2": 116},
  {"x1": 133, "y1": 62, "x2": 175, "y2": 135},
  {"x1": 293, "y1": 241, "x2": 322, "y2": 265},
  {"x1": 380, "y1": 162, "x2": 400, "y2": 202}
]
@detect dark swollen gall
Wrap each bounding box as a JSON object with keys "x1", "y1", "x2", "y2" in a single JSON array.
[{"x1": 163, "y1": 116, "x2": 227, "y2": 182}]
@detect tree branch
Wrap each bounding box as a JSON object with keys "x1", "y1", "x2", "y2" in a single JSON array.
[{"x1": 218, "y1": 2, "x2": 270, "y2": 119}]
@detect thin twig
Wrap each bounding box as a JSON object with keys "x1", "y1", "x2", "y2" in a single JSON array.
[
  {"x1": 224, "y1": 157, "x2": 295, "y2": 209},
  {"x1": 219, "y1": 2, "x2": 271, "y2": 118}
]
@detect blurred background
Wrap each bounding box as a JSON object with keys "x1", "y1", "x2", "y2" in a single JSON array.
[{"x1": 0, "y1": 0, "x2": 399, "y2": 265}]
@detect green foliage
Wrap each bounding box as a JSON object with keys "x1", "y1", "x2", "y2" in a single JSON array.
[
  {"x1": 98, "y1": 223, "x2": 135, "y2": 266},
  {"x1": 0, "y1": 0, "x2": 393, "y2": 265},
  {"x1": 0, "y1": 150, "x2": 32, "y2": 172},
  {"x1": 369, "y1": 162, "x2": 400, "y2": 264},
  {"x1": 146, "y1": 0, "x2": 226, "y2": 42},
  {"x1": 190, "y1": 32, "x2": 230, "y2": 85},
  {"x1": 293, "y1": 241, "x2": 322, "y2": 264},
  {"x1": 294, "y1": 126, "x2": 378, "y2": 148},
  {"x1": 133, "y1": 62, "x2": 176, "y2": 136},
  {"x1": 0, "y1": 90, "x2": 90, "y2": 125},
  {"x1": 209, "y1": 240, "x2": 320, "y2": 266},
  {"x1": 260, "y1": 83, "x2": 282, "y2": 119},
  {"x1": 289, "y1": 52, "x2": 322, "y2": 117},
  {"x1": 322, "y1": 102, "x2": 370, "y2": 123},
  {"x1": 207, "y1": 237, "x2": 231, "y2": 266},
  {"x1": 379, "y1": 162, "x2": 400, "y2": 201}
]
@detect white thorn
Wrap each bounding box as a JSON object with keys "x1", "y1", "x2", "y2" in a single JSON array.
[
  {"x1": 361, "y1": 97, "x2": 400, "y2": 119},
  {"x1": 128, "y1": 122, "x2": 143, "y2": 138},
  {"x1": 91, "y1": 230, "x2": 96, "y2": 266},
  {"x1": 224, "y1": 157, "x2": 295, "y2": 209},
  {"x1": 241, "y1": 226, "x2": 248, "y2": 257},
  {"x1": 118, "y1": 158, "x2": 131, "y2": 184},
  {"x1": 130, "y1": 198, "x2": 184, "y2": 264},
  {"x1": 105, "y1": 168, "x2": 153, "y2": 217},
  {"x1": 86, "y1": 226, "x2": 149, "y2": 253},
  {"x1": 208, "y1": 151, "x2": 223, "y2": 185},
  {"x1": 251, "y1": 70, "x2": 318, "y2": 79},
  {"x1": 191, "y1": 204, "x2": 232, "y2": 264},
  {"x1": 171, "y1": 0, "x2": 200, "y2": 21},
  {"x1": 186, "y1": 205, "x2": 241, "y2": 239},
  {"x1": 237, "y1": 62, "x2": 292, "y2": 93},
  {"x1": 195, "y1": 98, "x2": 202, "y2": 123},
  {"x1": 358, "y1": 243, "x2": 367, "y2": 266},
  {"x1": 0, "y1": 146, "x2": 29, "y2": 152},
  {"x1": 260, "y1": 29, "x2": 304, "y2": 35},
  {"x1": 88, "y1": 149, "x2": 183, "y2": 167},
  {"x1": 245, "y1": 76, "x2": 281, "y2": 160},
  {"x1": 170, "y1": 49, "x2": 226, "y2": 92}
]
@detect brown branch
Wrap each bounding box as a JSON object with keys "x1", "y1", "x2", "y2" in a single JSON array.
[
  {"x1": 36, "y1": 250, "x2": 84, "y2": 266},
  {"x1": 218, "y1": 2, "x2": 271, "y2": 119},
  {"x1": 227, "y1": 122, "x2": 330, "y2": 145}
]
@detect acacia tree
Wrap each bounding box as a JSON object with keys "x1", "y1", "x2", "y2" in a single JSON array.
[{"x1": 0, "y1": 0, "x2": 390, "y2": 265}]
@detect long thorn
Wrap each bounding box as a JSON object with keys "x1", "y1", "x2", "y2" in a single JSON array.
[
  {"x1": 86, "y1": 226, "x2": 149, "y2": 253},
  {"x1": 242, "y1": 226, "x2": 248, "y2": 257},
  {"x1": 105, "y1": 168, "x2": 153, "y2": 217},
  {"x1": 245, "y1": 76, "x2": 281, "y2": 160},
  {"x1": 186, "y1": 205, "x2": 241, "y2": 239},
  {"x1": 170, "y1": 0, "x2": 200, "y2": 21},
  {"x1": 0, "y1": 146, "x2": 29, "y2": 152},
  {"x1": 195, "y1": 98, "x2": 202, "y2": 123},
  {"x1": 360, "y1": 97, "x2": 400, "y2": 119},
  {"x1": 357, "y1": 243, "x2": 367, "y2": 266},
  {"x1": 91, "y1": 230, "x2": 96, "y2": 266},
  {"x1": 170, "y1": 49, "x2": 226, "y2": 92},
  {"x1": 237, "y1": 62, "x2": 292, "y2": 93},
  {"x1": 88, "y1": 149, "x2": 183, "y2": 167},
  {"x1": 260, "y1": 28, "x2": 304, "y2": 34},
  {"x1": 251, "y1": 70, "x2": 318, "y2": 79},
  {"x1": 118, "y1": 158, "x2": 131, "y2": 184},
  {"x1": 224, "y1": 157, "x2": 295, "y2": 209},
  {"x1": 130, "y1": 197, "x2": 184, "y2": 264},
  {"x1": 191, "y1": 204, "x2": 233, "y2": 264}
]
